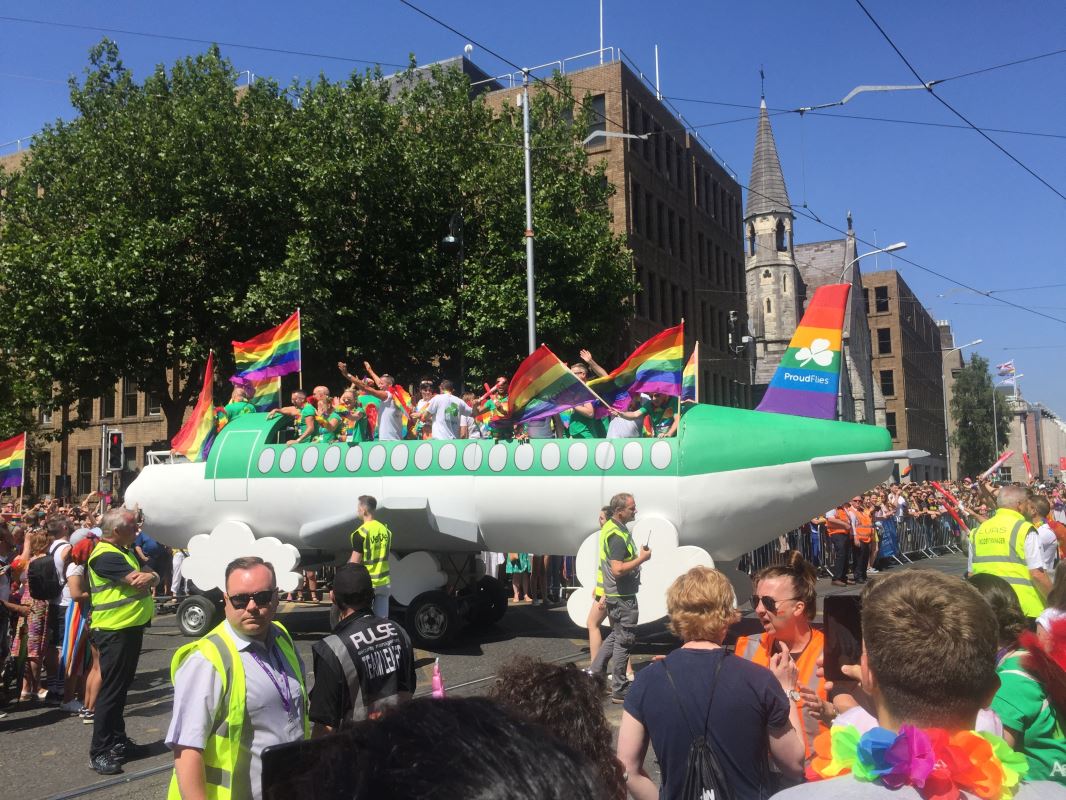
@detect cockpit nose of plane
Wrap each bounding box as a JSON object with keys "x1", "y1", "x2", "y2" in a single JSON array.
[{"x1": 678, "y1": 404, "x2": 892, "y2": 476}]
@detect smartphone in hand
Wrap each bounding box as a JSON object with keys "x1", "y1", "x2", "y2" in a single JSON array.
[{"x1": 823, "y1": 595, "x2": 863, "y2": 683}]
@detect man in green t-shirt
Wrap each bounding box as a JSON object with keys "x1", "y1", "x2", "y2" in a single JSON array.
[
  {"x1": 991, "y1": 647, "x2": 1066, "y2": 781},
  {"x1": 268, "y1": 389, "x2": 318, "y2": 445},
  {"x1": 223, "y1": 386, "x2": 257, "y2": 422},
  {"x1": 567, "y1": 362, "x2": 606, "y2": 439},
  {"x1": 641, "y1": 393, "x2": 677, "y2": 438}
]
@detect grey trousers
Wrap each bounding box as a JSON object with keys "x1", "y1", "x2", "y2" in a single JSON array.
[{"x1": 589, "y1": 596, "x2": 638, "y2": 692}]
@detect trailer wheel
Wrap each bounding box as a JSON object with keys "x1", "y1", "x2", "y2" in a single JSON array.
[
  {"x1": 177, "y1": 595, "x2": 220, "y2": 638},
  {"x1": 467, "y1": 576, "x2": 509, "y2": 628},
  {"x1": 406, "y1": 590, "x2": 458, "y2": 648}
]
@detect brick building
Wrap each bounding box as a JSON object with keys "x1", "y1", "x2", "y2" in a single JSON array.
[
  {"x1": 861, "y1": 270, "x2": 946, "y2": 480},
  {"x1": 483, "y1": 55, "x2": 752, "y2": 407},
  {"x1": 938, "y1": 321, "x2": 967, "y2": 479}
]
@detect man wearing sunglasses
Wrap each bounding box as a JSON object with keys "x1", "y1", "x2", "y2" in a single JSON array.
[{"x1": 167, "y1": 556, "x2": 309, "y2": 800}]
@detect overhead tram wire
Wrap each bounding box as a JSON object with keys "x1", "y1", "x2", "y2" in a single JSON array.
[
  {"x1": 852, "y1": 0, "x2": 1066, "y2": 204},
  {"x1": 0, "y1": 14, "x2": 406, "y2": 69}
]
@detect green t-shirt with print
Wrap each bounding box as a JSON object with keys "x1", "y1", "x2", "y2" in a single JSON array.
[
  {"x1": 315, "y1": 411, "x2": 344, "y2": 443},
  {"x1": 224, "y1": 400, "x2": 257, "y2": 421},
  {"x1": 641, "y1": 400, "x2": 676, "y2": 436},
  {"x1": 568, "y1": 407, "x2": 606, "y2": 439},
  {"x1": 991, "y1": 651, "x2": 1066, "y2": 781},
  {"x1": 297, "y1": 402, "x2": 318, "y2": 437}
]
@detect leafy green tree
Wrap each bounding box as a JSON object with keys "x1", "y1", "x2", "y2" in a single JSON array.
[
  {"x1": 950, "y1": 354, "x2": 1012, "y2": 478},
  {"x1": 0, "y1": 41, "x2": 296, "y2": 438}
]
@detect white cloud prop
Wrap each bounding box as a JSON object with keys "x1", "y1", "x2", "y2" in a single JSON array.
[
  {"x1": 388, "y1": 551, "x2": 447, "y2": 606},
  {"x1": 566, "y1": 517, "x2": 714, "y2": 627},
  {"x1": 182, "y1": 520, "x2": 302, "y2": 594}
]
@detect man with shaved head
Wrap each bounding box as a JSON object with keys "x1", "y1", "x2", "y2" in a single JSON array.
[{"x1": 969, "y1": 483, "x2": 1049, "y2": 617}]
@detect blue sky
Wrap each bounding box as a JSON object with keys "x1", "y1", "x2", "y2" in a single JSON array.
[{"x1": 3, "y1": 2, "x2": 1064, "y2": 410}]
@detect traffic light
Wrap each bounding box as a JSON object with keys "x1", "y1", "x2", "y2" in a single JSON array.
[{"x1": 107, "y1": 431, "x2": 124, "y2": 471}]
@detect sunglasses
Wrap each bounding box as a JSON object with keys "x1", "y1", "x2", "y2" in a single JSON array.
[
  {"x1": 227, "y1": 590, "x2": 276, "y2": 610},
  {"x1": 751, "y1": 595, "x2": 800, "y2": 614}
]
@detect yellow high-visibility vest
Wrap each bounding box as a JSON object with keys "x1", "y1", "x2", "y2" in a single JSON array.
[
  {"x1": 971, "y1": 508, "x2": 1046, "y2": 618},
  {"x1": 87, "y1": 542, "x2": 154, "y2": 631}
]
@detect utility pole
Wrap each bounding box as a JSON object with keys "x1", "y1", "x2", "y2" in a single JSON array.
[{"x1": 521, "y1": 70, "x2": 537, "y2": 354}]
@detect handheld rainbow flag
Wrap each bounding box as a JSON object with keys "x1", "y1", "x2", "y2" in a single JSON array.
[
  {"x1": 756, "y1": 284, "x2": 849, "y2": 420},
  {"x1": 172, "y1": 353, "x2": 218, "y2": 462},
  {"x1": 681, "y1": 344, "x2": 699, "y2": 404},
  {"x1": 506, "y1": 345, "x2": 599, "y2": 425},
  {"x1": 232, "y1": 310, "x2": 301, "y2": 383},
  {"x1": 0, "y1": 433, "x2": 26, "y2": 489},
  {"x1": 588, "y1": 323, "x2": 685, "y2": 410},
  {"x1": 230, "y1": 374, "x2": 281, "y2": 412}
]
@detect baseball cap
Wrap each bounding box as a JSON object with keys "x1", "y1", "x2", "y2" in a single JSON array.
[{"x1": 332, "y1": 563, "x2": 373, "y2": 600}]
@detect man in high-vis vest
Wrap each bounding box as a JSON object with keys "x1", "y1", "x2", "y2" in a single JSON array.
[
  {"x1": 87, "y1": 508, "x2": 158, "y2": 775},
  {"x1": 588, "y1": 492, "x2": 651, "y2": 703},
  {"x1": 969, "y1": 484, "x2": 1050, "y2": 618},
  {"x1": 167, "y1": 556, "x2": 308, "y2": 800},
  {"x1": 850, "y1": 496, "x2": 875, "y2": 583},
  {"x1": 308, "y1": 563, "x2": 415, "y2": 735},
  {"x1": 824, "y1": 502, "x2": 855, "y2": 587},
  {"x1": 349, "y1": 495, "x2": 393, "y2": 619}
]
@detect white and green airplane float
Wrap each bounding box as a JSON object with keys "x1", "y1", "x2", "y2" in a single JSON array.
[{"x1": 127, "y1": 286, "x2": 922, "y2": 645}]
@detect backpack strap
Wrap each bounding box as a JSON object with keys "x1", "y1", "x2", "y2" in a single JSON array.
[{"x1": 661, "y1": 648, "x2": 728, "y2": 740}]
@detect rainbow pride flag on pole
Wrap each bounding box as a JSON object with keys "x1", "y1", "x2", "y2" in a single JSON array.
[
  {"x1": 171, "y1": 353, "x2": 218, "y2": 462},
  {"x1": 230, "y1": 374, "x2": 281, "y2": 412},
  {"x1": 0, "y1": 432, "x2": 26, "y2": 489},
  {"x1": 681, "y1": 343, "x2": 699, "y2": 404},
  {"x1": 588, "y1": 323, "x2": 685, "y2": 410},
  {"x1": 507, "y1": 345, "x2": 599, "y2": 425},
  {"x1": 232, "y1": 310, "x2": 301, "y2": 383},
  {"x1": 756, "y1": 283, "x2": 849, "y2": 420}
]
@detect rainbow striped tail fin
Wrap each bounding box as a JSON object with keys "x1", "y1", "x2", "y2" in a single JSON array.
[{"x1": 756, "y1": 283, "x2": 849, "y2": 420}]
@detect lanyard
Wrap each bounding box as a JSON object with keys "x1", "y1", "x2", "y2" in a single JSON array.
[{"x1": 250, "y1": 644, "x2": 296, "y2": 718}]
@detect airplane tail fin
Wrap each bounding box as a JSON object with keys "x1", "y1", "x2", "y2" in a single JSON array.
[{"x1": 756, "y1": 283, "x2": 850, "y2": 420}]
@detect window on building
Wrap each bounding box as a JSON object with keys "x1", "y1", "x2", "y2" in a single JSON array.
[
  {"x1": 665, "y1": 138, "x2": 674, "y2": 182},
  {"x1": 636, "y1": 266, "x2": 647, "y2": 317},
  {"x1": 644, "y1": 190, "x2": 653, "y2": 237},
  {"x1": 36, "y1": 453, "x2": 51, "y2": 497},
  {"x1": 875, "y1": 285, "x2": 889, "y2": 313},
  {"x1": 885, "y1": 412, "x2": 897, "y2": 439},
  {"x1": 672, "y1": 286, "x2": 681, "y2": 323},
  {"x1": 655, "y1": 126, "x2": 663, "y2": 172},
  {"x1": 641, "y1": 112, "x2": 651, "y2": 160},
  {"x1": 39, "y1": 406, "x2": 53, "y2": 426},
  {"x1": 1000, "y1": 466, "x2": 1013, "y2": 482},
  {"x1": 682, "y1": 290, "x2": 690, "y2": 325},
  {"x1": 862, "y1": 289, "x2": 870, "y2": 312},
  {"x1": 880, "y1": 369, "x2": 895, "y2": 397},
  {"x1": 123, "y1": 446, "x2": 138, "y2": 472},
  {"x1": 76, "y1": 449, "x2": 93, "y2": 496},
  {"x1": 782, "y1": 273, "x2": 788, "y2": 293},
  {"x1": 766, "y1": 298, "x2": 772, "y2": 315},
  {"x1": 748, "y1": 224, "x2": 756, "y2": 257},
  {"x1": 122, "y1": 379, "x2": 139, "y2": 417},
  {"x1": 628, "y1": 98, "x2": 640, "y2": 136},
  {"x1": 776, "y1": 220, "x2": 786, "y2": 251},
  {"x1": 101, "y1": 387, "x2": 116, "y2": 419},
  {"x1": 648, "y1": 277, "x2": 659, "y2": 322},
  {"x1": 632, "y1": 182, "x2": 642, "y2": 235},
  {"x1": 657, "y1": 202, "x2": 665, "y2": 248},
  {"x1": 697, "y1": 232, "x2": 705, "y2": 274},
  {"x1": 678, "y1": 217, "x2": 687, "y2": 262},
  {"x1": 660, "y1": 278, "x2": 670, "y2": 323},
  {"x1": 585, "y1": 94, "x2": 607, "y2": 141},
  {"x1": 877, "y1": 327, "x2": 892, "y2": 355},
  {"x1": 667, "y1": 209, "x2": 676, "y2": 254},
  {"x1": 77, "y1": 398, "x2": 93, "y2": 421},
  {"x1": 712, "y1": 180, "x2": 720, "y2": 220}
]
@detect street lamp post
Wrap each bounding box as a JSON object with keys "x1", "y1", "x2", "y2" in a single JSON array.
[
  {"x1": 521, "y1": 71, "x2": 537, "y2": 355},
  {"x1": 442, "y1": 211, "x2": 465, "y2": 391},
  {"x1": 940, "y1": 338, "x2": 982, "y2": 480},
  {"x1": 838, "y1": 242, "x2": 907, "y2": 282}
]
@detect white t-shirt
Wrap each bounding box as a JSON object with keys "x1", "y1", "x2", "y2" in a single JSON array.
[
  {"x1": 1022, "y1": 529, "x2": 1045, "y2": 570},
  {"x1": 461, "y1": 415, "x2": 482, "y2": 438},
  {"x1": 61, "y1": 562, "x2": 86, "y2": 608},
  {"x1": 376, "y1": 393, "x2": 404, "y2": 441},
  {"x1": 427, "y1": 393, "x2": 473, "y2": 440},
  {"x1": 1038, "y1": 523, "x2": 1059, "y2": 572},
  {"x1": 50, "y1": 539, "x2": 71, "y2": 606},
  {"x1": 525, "y1": 418, "x2": 555, "y2": 439},
  {"x1": 606, "y1": 415, "x2": 642, "y2": 439}
]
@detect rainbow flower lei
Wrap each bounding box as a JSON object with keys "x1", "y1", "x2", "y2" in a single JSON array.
[{"x1": 807, "y1": 725, "x2": 1029, "y2": 800}]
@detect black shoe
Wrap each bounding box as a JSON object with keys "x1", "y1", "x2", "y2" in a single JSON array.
[
  {"x1": 110, "y1": 736, "x2": 146, "y2": 762},
  {"x1": 89, "y1": 754, "x2": 123, "y2": 775},
  {"x1": 831, "y1": 580, "x2": 847, "y2": 587}
]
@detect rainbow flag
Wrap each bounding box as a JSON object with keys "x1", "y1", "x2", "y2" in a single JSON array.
[
  {"x1": 171, "y1": 353, "x2": 218, "y2": 462},
  {"x1": 681, "y1": 346, "x2": 698, "y2": 403},
  {"x1": 756, "y1": 283, "x2": 849, "y2": 420},
  {"x1": 230, "y1": 374, "x2": 281, "y2": 412},
  {"x1": 0, "y1": 433, "x2": 26, "y2": 489},
  {"x1": 588, "y1": 323, "x2": 685, "y2": 410},
  {"x1": 232, "y1": 310, "x2": 301, "y2": 383},
  {"x1": 507, "y1": 345, "x2": 598, "y2": 425},
  {"x1": 389, "y1": 385, "x2": 413, "y2": 429}
]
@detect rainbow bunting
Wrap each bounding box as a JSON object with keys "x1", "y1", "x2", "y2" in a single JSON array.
[
  {"x1": 230, "y1": 374, "x2": 281, "y2": 412},
  {"x1": 588, "y1": 323, "x2": 685, "y2": 411},
  {"x1": 232, "y1": 310, "x2": 301, "y2": 383},
  {"x1": 171, "y1": 353, "x2": 218, "y2": 462},
  {"x1": 681, "y1": 346, "x2": 698, "y2": 404},
  {"x1": 756, "y1": 283, "x2": 849, "y2": 420},
  {"x1": 507, "y1": 345, "x2": 598, "y2": 425},
  {"x1": 0, "y1": 432, "x2": 26, "y2": 489}
]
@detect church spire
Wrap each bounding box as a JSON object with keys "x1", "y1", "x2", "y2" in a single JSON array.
[{"x1": 745, "y1": 99, "x2": 791, "y2": 220}]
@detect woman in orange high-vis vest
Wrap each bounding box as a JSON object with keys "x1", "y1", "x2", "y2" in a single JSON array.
[
  {"x1": 851, "y1": 496, "x2": 875, "y2": 583},
  {"x1": 734, "y1": 551, "x2": 826, "y2": 786}
]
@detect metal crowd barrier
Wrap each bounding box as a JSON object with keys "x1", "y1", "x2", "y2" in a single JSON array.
[{"x1": 739, "y1": 513, "x2": 970, "y2": 578}]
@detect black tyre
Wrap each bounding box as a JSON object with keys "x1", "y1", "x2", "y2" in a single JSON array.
[
  {"x1": 467, "y1": 576, "x2": 509, "y2": 628},
  {"x1": 177, "y1": 595, "x2": 220, "y2": 638},
  {"x1": 406, "y1": 590, "x2": 458, "y2": 648}
]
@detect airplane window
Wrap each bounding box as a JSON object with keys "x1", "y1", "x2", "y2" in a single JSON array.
[
  {"x1": 368, "y1": 445, "x2": 387, "y2": 472},
  {"x1": 323, "y1": 445, "x2": 342, "y2": 472},
  {"x1": 301, "y1": 447, "x2": 319, "y2": 473},
  {"x1": 438, "y1": 443, "x2": 457, "y2": 470},
  {"x1": 488, "y1": 444, "x2": 508, "y2": 472},
  {"x1": 463, "y1": 443, "x2": 483, "y2": 471},
  {"x1": 650, "y1": 440, "x2": 673, "y2": 470},
  {"x1": 278, "y1": 448, "x2": 297, "y2": 473},
  {"x1": 541, "y1": 442, "x2": 561, "y2": 471},
  {"x1": 258, "y1": 449, "x2": 276, "y2": 474},
  {"x1": 514, "y1": 443, "x2": 535, "y2": 471},
  {"x1": 414, "y1": 443, "x2": 433, "y2": 470},
  {"x1": 345, "y1": 446, "x2": 363, "y2": 472},
  {"x1": 622, "y1": 441, "x2": 644, "y2": 470},
  {"x1": 594, "y1": 442, "x2": 616, "y2": 470},
  {"x1": 390, "y1": 446, "x2": 409, "y2": 471},
  {"x1": 567, "y1": 443, "x2": 588, "y2": 471}
]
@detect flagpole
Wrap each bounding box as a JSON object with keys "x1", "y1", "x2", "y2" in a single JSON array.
[
  {"x1": 19, "y1": 432, "x2": 26, "y2": 512},
  {"x1": 296, "y1": 308, "x2": 303, "y2": 391},
  {"x1": 695, "y1": 340, "x2": 700, "y2": 404}
]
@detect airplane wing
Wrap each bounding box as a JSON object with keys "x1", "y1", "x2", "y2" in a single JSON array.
[{"x1": 809, "y1": 449, "x2": 928, "y2": 466}]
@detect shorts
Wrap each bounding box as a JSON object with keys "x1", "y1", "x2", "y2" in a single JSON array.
[{"x1": 47, "y1": 603, "x2": 63, "y2": 649}]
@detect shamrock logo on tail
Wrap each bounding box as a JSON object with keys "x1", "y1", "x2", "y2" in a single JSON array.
[{"x1": 796, "y1": 338, "x2": 834, "y2": 367}]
